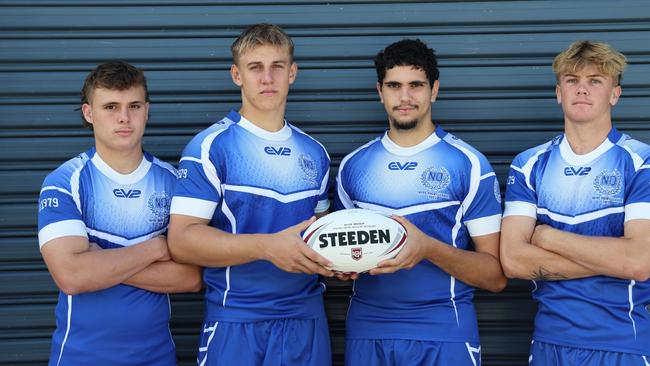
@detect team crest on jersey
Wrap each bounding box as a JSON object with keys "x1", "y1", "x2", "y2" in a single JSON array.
[
  {"x1": 298, "y1": 154, "x2": 318, "y2": 184},
  {"x1": 419, "y1": 166, "x2": 451, "y2": 199},
  {"x1": 592, "y1": 169, "x2": 623, "y2": 204},
  {"x1": 148, "y1": 191, "x2": 171, "y2": 224},
  {"x1": 351, "y1": 247, "x2": 362, "y2": 261},
  {"x1": 494, "y1": 179, "x2": 502, "y2": 204}
]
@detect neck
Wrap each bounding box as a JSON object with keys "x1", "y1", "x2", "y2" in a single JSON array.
[
  {"x1": 387, "y1": 119, "x2": 436, "y2": 147},
  {"x1": 95, "y1": 144, "x2": 144, "y2": 174},
  {"x1": 564, "y1": 117, "x2": 612, "y2": 155},
  {"x1": 239, "y1": 105, "x2": 286, "y2": 132}
]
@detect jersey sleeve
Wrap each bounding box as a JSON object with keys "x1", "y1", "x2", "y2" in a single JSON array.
[
  {"x1": 38, "y1": 176, "x2": 87, "y2": 248},
  {"x1": 503, "y1": 153, "x2": 538, "y2": 219},
  {"x1": 462, "y1": 162, "x2": 503, "y2": 237},
  {"x1": 170, "y1": 135, "x2": 222, "y2": 220},
  {"x1": 624, "y1": 163, "x2": 650, "y2": 222}
]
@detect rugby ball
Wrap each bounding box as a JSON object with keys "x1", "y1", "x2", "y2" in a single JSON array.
[{"x1": 302, "y1": 209, "x2": 408, "y2": 273}]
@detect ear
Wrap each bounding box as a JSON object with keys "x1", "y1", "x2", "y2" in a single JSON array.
[
  {"x1": 610, "y1": 85, "x2": 622, "y2": 106},
  {"x1": 230, "y1": 64, "x2": 242, "y2": 87},
  {"x1": 144, "y1": 102, "x2": 150, "y2": 122},
  {"x1": 82, "y1": 103, "x2": 93, "y2": 124},
  {"x1": 430, "y1": 80, "x2": 440, "y2": 103},
  {"x1": 555, "y1": 84, "x2": 562, "y2": 104},
  {"x1": 376, "y1": 82, "x2": 384, "y2": 103},
  {"x1": 289, "y1": 62, "x2": 298, "y2": 85}
]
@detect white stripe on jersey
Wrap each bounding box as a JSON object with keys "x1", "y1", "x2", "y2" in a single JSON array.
[
  {"x1": 170, "y1": 196, "x2": 217, "y2": 219},
  {"x1": 503, "y1": 201, "x2": 537, "y2": 218},
  {"x1": 222, "y1": 184, "x2": 321, "y2": 203},
  {"x1": 480, "y1": 172, "x2": 496, "y2": 180},
  {"x1": 624, "y1": 202, "x2": 650, "y2": 222},
  {"x1": 628, "y1": 280, "x2": 637, "y2": 338},
  {"x1": 39, "y1": 219, "x2": 87, "y2": 248},
  {"x1": 354, "y1": 200, "x2": 460, "y2": 216},
  {"x1": 200, "y1": 128, "x2": 228, "y2": 196},
  {"x1": 465, "y1": 342, "x2": 480, "y2": 366},
  {"x1": 537, "y1": 206, "x2": 624, "y2": 225},
  {"x1": 621, "y1": 145, "x2": 646, "y2": 171},
  {"x1": 223, "y1": 266, "x2": 231, "y2": 307},
  {"x1": 40, "y1": 185, "x2": 72, "y2": 196},
  {"x1": 86, "y1": 226, "x2": 166, "y2": 247},
  {"x1": 465, "y1": 213, "x2": 501, "y2": 237},
  {"x1": 198, "y1": 322, "x2": 218, "y2": 366},
  {"x1": 180, "y1": 156, "x2": 202, "y2": 164},
  {"x1": 55, "y1": 295, "x2": 72, "y2": 366},
  {"x1": 516, "y1": 143, "x2": 551, "y2": 193}
]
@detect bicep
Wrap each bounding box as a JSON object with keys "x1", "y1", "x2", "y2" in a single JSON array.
[
  {"x1": 471, "y1": 232, "x2": 500, "y2": 258},
  {"x1": 500, "y1": 215, "x2": 536, "y2": 246},
  {"x1": 40, "y1": 236, "x2": 90, "y2": 278}
]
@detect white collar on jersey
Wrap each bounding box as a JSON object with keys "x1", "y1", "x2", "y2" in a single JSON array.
[
  {"x1": 91, "y1": 152, "x2": 151, "y2": 185},
  {"x1": 238, "y1": 115, "x2": 292, "y2": 141},
  {"x1": 559, "y1": 133, "x2": 614, "y2": 166},
  {"x1": 380, "y1": 130, "x2": 441, "y2": 156}
]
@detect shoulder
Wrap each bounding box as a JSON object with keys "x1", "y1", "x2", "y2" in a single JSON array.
[
  {"x1": 42, "y1": 151, "x2": 91, "y2": 191},
  {"x1": 616, "y1": 133, "x2": 650, "y2": 168},
  {"x1": 181, "y1": 116, "x2": 236, "y2": 159},
  {"x1": 511, "y1": 135, "x2": 558, "y2": 169},
  {"x1": 145, "y1": 151, "x2": 177, "y2": 178},
  {"x1": 288, "y1": 123, "x2": 330, "y2": 159},
  {"x1": 339, "y1": 137, "x2": 381, "y2": 172}
]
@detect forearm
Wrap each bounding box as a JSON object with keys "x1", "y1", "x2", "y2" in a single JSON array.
[
  {"x1": 168, "y1": 221, "x2": 266, "y2": 267},
  {"x1": 501, "y1": 238, "x2": 596, "y2": 281},
  {"x1": 43, "y1": 238, "x2": 166, "y2": 295},
  {"x1": 536, "y1": 227, "x2": 650, "y2": 280},
  {"x1": 426, "y1": 239, "x2": 506, "y2": 292},
  {"x1": 124, "y1": 260, "x2": 202, "y2": 293}
]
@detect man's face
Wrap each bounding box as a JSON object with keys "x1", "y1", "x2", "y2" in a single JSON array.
[
  {"x1": 230, "y1": 44, "x2": 297, "y2": 117},
  {"x1": 377, "y1": 66, "x2": 438, "y2": 131},
  {"x1": 556, "y1": 64, "x2": 621, "y2": 124},
  {"x1": 82, "y1": 86, "x2": 148, "y2": 156}
]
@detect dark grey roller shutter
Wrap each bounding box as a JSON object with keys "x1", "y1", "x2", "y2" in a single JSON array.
[{"x1": 1, "y1": 1, "x2": 649, "y2": 365}]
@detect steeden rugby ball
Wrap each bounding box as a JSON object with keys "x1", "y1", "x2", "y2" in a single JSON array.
[{"x1": 302, "y1": 209, "x2": 408, "y2": 273}]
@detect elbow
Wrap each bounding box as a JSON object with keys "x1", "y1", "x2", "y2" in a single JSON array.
[
  {"x1": 55, "y1": 275, "x2": 87, "y2": 296},
  {"x1": 500, "y1": 255, "x2": 525, "y2": 280},
  {"x1": 486, "y1": 274, "x2": 508, "y2": 293},
  {"x1": 627, "y1": 261, "x2": 650, "y2": 282},
  {"x1": 184, "y1": 274, "x2": 203, "y2": 293}
]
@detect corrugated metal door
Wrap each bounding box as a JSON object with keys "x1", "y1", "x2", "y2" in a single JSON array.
[{"x1": 1, "y1": 1, "x2": 649, "y2": 365}]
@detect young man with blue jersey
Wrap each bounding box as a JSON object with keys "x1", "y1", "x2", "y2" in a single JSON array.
[
  {"x1": 37, "y1": 61, "x2": 202, "y2": 365},
  {"x1": 501, "y1": 41, "x2": 650, "y2": 365},
  {"x1": 335, "y1": 39, "x2": 507, "y2": 366},
  {"x1": 168, "y1": 23, "x2": 334, "y2": 366}
]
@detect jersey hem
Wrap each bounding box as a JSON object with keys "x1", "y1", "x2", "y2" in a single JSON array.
[{"x1": 533, "y1": 335, "x2": 648, "y2": 356}]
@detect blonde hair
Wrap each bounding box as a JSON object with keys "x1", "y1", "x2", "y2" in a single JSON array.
[
  {"x1": 231, "y1": 23, "x2": 294, "y2": 65},
  {"x1": 552, "y1": 40, "x2": 627, "y2": 85}
]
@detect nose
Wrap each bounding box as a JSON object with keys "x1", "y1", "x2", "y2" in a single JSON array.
[
  {"x1": 399, "y1": 86, "x2": 411, "y2": 102},
  {"x1": 576, "y1": 81, "x2": 589, "y2": 95},
  {"x1": 262, "y1": 68, "x2": 273, "y2": 84},
  {"x1": 118, "y1": 107, "x2": 130, "y2": 123}
]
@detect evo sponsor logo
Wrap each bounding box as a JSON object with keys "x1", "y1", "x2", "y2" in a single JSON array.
[
  {"x1": 318, "y1": 229, "x2": 391, "y2": 248},
  {"x1": 113, "y1": 189, "x2": 141, "y2": 198},
  {"x1": 264, "y1": 146, "x2": 291, "y2": 156},
  {"x1": 388, "y1": 161, "x2": 418, "y2": 171},
  {"x1": 564, "y1": 166, "x2": 591, "y2": 176}
]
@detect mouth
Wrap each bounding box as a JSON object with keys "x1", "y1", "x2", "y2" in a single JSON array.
[
  {"x1": 260, "y1": 90, "x2": 278, "y2": 96},
  {"x1": 572, "y1": 101, "x2": 592, "y2": 106},
  {"x1": 115, "y1": 129, "x2": 134, "y2": 137},
  {"x1": 394, "y1": 105, "x2": 417, "y2": 113}
]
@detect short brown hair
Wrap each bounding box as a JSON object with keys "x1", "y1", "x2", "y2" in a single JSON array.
[
  {"x1": 552, "y1": 40, "x2": 627, "y2": 85},
  {"x1": 80, "y1": 61, "x2": 149, "y2": 128},
  {"x1": 231, "y1": 23, "x2": 294, "y2": 65}
]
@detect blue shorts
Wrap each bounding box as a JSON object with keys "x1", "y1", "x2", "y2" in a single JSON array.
[
  {"x1": 346, "y1": 339, "x2": 481, "y2": 366},
  {"x1": 197, "y1": 317, "x2": 331, "y2": 366},
  {"x1": 530, "y1": 340, "x2": 650, "y2": 366}
]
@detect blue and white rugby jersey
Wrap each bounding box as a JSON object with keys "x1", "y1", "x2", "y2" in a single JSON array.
[
  {"x1": 504, "y1": 127, "x2": 650, "y2": 355},
  {"x1": 335, "y1": 127, "x2": 502, "y2": 342},
  {"x1": 37, "y1": 148, "x2": 177, "y2": 366},
  {"x1": 171, "y1": 110, "x2": 330, "y2": 322}
]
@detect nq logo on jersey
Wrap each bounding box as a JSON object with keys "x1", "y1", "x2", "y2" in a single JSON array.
[
  {"x1": 564, "y1": 167, "x2": 591, "y2": 176},
  {"x1": 264, "y1": 146, "x2": 291, "y2": 156},
  {"x1": 388, "y1": 162, "x2": 418, "y2": 171},
  {"x1": 113, "y1": 189, "x2": 142, "y2": 198}
]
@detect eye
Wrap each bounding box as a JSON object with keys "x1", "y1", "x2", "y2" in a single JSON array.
[
  {"x1": 272, "y1": 64, "x2": 285, "y2": 69},
  {"x1": 590, "y1": 79, "x2": 602, "y2": 85},
  {"x1": 104, "y1": 104, "x2": 117, "y2": 111},
  {"x1": 410, "y1": 82, "x2": 426, "y2": 88},
  {"x1": 566, "y1": 78, "x2": 577, "y2": 85},
  {"x1": 385, "y1": 82, "x2": 400, "y2": 89},
  {"x1": 129, "y1": 104, "x2": 141, "y2": 110}
]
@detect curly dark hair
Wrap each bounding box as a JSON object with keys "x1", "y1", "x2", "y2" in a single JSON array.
[{"x1": 374, "y1": 39, "x2": 439, "y2": 87}]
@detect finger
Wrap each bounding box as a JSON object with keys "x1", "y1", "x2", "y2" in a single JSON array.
[
  {"x1": 292, "y1": 216, "x2": 317, "y2": 233},
  {"x1": 300, "y1": 257, "x2": 334, "y2": 277},
  {"x1": 390, "y1": 215, "x2": 411, "y2": 228},
  {"x1": 301, "y1": 245, "x2": 334, "y2": 268},
  {"x1": 375, "y1": 257, "x2": 400, "y2": 268},
  {"x1": 369, "y1": 265, "x2": 399, "y2": 275}
]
